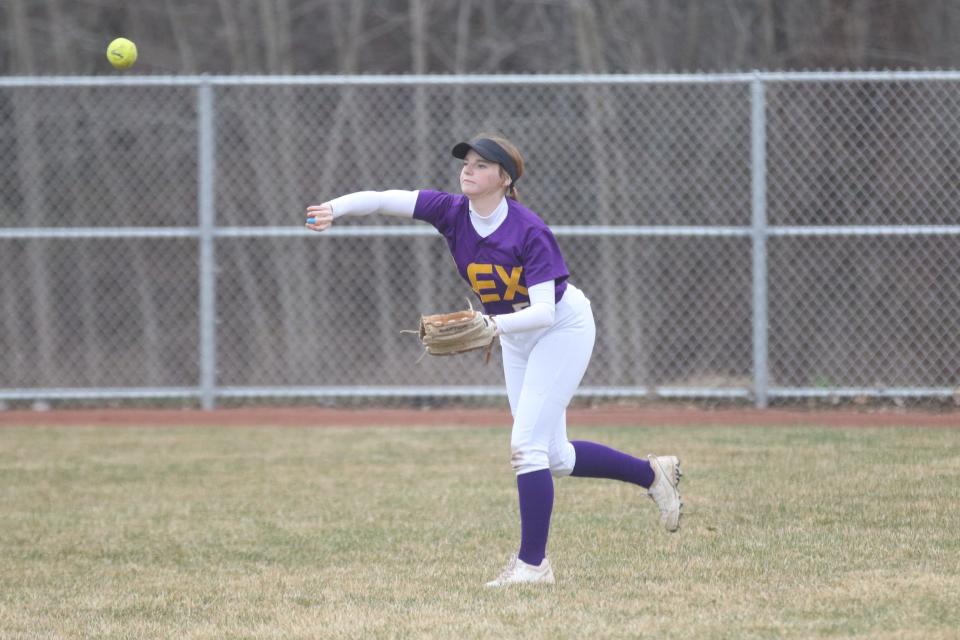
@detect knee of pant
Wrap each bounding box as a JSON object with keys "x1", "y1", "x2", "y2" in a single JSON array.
[
  {"x1": 510, "y1": 443, "x2": 549, "y2": 475},
  {"x1": 549, "y1": 441, "x2": 576, "y2": 478}
]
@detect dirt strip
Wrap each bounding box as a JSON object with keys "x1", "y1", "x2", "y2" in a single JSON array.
[{"x1": 1, "y1": 406, "x2": 959, "y2": 427}]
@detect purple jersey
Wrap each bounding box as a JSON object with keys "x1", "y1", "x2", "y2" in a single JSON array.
[{"x1": 413, "y1": 190, "x2": 569, "y2": 315}]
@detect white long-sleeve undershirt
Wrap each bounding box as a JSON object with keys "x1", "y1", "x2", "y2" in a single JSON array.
[
  {"x1": 328, "y1": 190, "x2": 418, "y2": 218},
  {"x1": 492, "y1": 282, "x2": 556, "y2": 334},
  {"x1": 326, "y1": 190, "x2": 557, "y2": 334}
]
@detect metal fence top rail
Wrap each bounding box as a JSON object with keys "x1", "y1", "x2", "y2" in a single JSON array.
[
  {"x1": 4, "y1": 70, "x2": 960, "y2": 88},
  {"x1": 5, "y1": 225, "x2": 960, "y2": 240}
]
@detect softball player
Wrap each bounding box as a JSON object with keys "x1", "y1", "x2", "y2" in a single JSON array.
[{"x1": 305, "y1": 135, "x2": 682, "y2": 587}]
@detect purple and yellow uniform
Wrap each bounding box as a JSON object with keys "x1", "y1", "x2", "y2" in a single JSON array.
[{"x1": 413, "y1": 190, "x2": 568, "y2": 315}]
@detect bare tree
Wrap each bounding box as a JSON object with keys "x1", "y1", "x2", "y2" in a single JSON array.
[
  {"x1": 163, "y1": 0, "x2": 198, "y2": 72},
  {"x1": 216, "y1": 0, "x2": 247, "y2": 73},
  {"x1": 5, "y1": 0, "x2": 960, "y2": 74}
]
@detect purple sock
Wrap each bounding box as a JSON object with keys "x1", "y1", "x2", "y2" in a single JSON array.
[
  {"x1": 516, "y1": 469, "x2": 553, "y2": 567},
  {"x1": 570, "y1": 440, "x2": 655, "y2": 487}
]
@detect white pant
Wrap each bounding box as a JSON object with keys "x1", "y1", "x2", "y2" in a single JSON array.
[{"x1": 501, "y1": 283, "x2": 596, "y2": 476}]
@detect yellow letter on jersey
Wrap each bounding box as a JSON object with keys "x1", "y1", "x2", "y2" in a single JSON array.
[
  {"x1": 468, "y1": 263, "x2": 500, "y2": 302},
  {"x1": 496, "y1": 266, "x2": 528, "y2": 301}
]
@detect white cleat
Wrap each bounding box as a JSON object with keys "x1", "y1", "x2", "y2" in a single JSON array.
[
  {"x1": 647, "y1": 455, "x2": 683, "y2": 532},
  {"x1": 485, "y1": 556, "x2": 555, "y2": 587}
]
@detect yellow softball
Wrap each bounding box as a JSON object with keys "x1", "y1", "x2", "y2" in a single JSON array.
[{"x1": 106, "y1": 37, "x2": 138, "y2": 70}]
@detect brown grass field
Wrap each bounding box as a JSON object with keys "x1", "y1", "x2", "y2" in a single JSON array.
[{"x1": 1, "y1": 407, "x2": 959, "y2": 639}]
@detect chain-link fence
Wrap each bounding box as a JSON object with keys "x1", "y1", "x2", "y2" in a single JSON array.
[{"x1": 2, "y1": 73, "x2": 960, "y2": 408}]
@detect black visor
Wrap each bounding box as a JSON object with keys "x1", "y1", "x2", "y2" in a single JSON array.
[{"x1": 451, "y1": 138, "x2": 519, "y2": 185}]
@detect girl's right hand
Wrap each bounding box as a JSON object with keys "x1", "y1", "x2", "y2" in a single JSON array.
[{"x1": 305, "y1": 203, "x2": 335, "y2": 231}]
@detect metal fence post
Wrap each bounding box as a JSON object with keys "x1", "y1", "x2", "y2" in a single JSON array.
[
  {"x1": 197, "y1": 77, "x2": 217, "y2": 410},
  {"x1": 751, "y1": 73, "x2": 769, "y2": 408}
]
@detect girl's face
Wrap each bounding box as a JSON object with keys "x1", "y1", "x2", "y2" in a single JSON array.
[{"x1": 459, "y1": 150, "x2": 511, "y2": 199}]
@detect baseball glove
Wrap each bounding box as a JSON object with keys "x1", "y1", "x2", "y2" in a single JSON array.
[{"x1": 409, "y1": 300, "x2": 498, "y2": 363}]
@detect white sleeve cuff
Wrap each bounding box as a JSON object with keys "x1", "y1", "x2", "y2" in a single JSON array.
[
  {"x1": 327, "y1": 190, "x2": 418, "y2": 219},
  {"x1": 492, "y1": 281, "x2": 556, "y2": 334}
]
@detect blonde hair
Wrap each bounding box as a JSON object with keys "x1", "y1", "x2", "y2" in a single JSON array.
[{"x1": 474, "y1": 133, "x2": 525, "y2": 201}]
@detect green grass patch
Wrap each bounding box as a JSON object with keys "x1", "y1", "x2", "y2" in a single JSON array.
[{"x1": 1, "y1": 424, "x2": 958, "y2": 639}]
